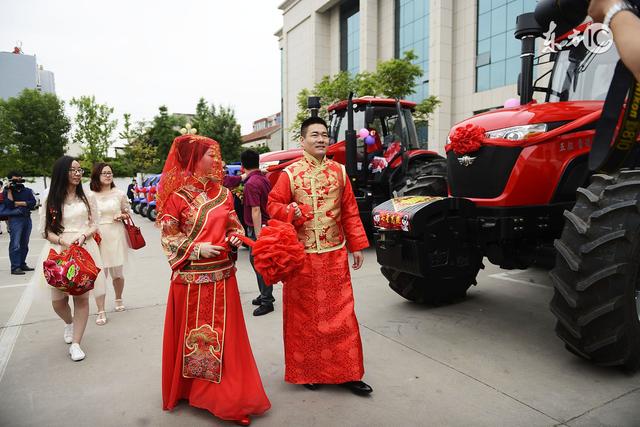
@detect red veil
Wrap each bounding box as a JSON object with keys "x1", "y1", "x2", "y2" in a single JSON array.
[{"x1": 155, "y1": 134, "x2": 224, "y2": 223}]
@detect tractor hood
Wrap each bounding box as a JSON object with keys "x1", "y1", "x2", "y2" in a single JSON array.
[
  {"x1": 460, "y1": 100, "x2": 603, "y2": 132},
  {"x1": 260, "y1": 148, "x2": 303, "y2": 163},
  {"x1": 450, "y1": 100, "x2": 604, "y2": 147}
]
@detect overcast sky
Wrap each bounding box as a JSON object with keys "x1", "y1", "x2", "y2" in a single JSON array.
[{"x1": 0, "y1": 0, "x2": 283, "y2": 139}]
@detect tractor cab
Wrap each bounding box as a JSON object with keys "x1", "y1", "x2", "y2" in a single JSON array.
[{"x1": 260, "y1": 96, "x2": 445, "y2": 231}]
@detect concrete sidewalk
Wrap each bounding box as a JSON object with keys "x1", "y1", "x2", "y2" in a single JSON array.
[{"x1": 0, "y1": 217, "x2": 639, "y2": 426}]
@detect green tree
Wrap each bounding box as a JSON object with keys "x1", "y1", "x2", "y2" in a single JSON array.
[
  {"x1": 117, "y1": 119, "x2": 160, "y2": 174},
  {"x1": 70, "y1": 95, "x2": 117, "y2": 165},
  {"x1": 254, "y1": 145, "x2": 271, "y2": 155},
  {"x1": 192, "y1": 98, "x2": 243, "y2": 162},
  {"x1": 2, "y1": 89, "x2": 70, "y2": 178},
  {"x1": 0, "y1": 100, "x2": 17, "y2": 175},
  {"x1": 148, "y1": 105, "x2": 184, "y2": 162},
  {"x1": 118, "y1": 113, "x2": 135, "y2": 143},
  {"x1": 290, "y1": 50, "x2": 440, "y2": 139}
]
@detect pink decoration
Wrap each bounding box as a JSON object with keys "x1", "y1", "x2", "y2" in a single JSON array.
[
  {"x1": 503, "y1": 98, "x2": 520, "y2": 108},
  {"x1": 358, "y1": 128, "x2": 370, "y2": 139}
]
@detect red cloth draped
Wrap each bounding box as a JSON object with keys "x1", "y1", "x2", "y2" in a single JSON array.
[{"x1": 267, "y1": 155, "x2": 369, "y2": 384}]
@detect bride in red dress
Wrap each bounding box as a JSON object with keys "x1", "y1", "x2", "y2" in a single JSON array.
[{"x1": 156, "y1": 132, "x2": 271, "y2": 425}]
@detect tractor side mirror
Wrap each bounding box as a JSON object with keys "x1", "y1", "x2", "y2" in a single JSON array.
[{"x1": 365, "y1": 104, "x2": 374, "y2": 126}]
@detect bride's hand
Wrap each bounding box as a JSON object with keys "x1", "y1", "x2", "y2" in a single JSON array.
[
  {"x1": 227, "y1": 235, "x2": 242, "y2": 248},
  {"x1": 199, "y1": 244, "x2": 226, "y2": 258}
]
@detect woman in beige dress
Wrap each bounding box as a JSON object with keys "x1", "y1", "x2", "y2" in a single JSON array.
[
  {"x1": 90, "y1": 162, "x2": 131, "y2": 325},
  {"x1": 39, "y1": 156, "x2": 105, "y2": 361}
]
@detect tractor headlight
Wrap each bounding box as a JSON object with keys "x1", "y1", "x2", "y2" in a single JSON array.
[{"x1": 485, "y1": 123, "x2": 547, "y2": 140}]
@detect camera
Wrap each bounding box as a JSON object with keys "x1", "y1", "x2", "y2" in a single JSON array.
[{"x1": 8, "y1": 178, "x2": 25, "y2": 191}]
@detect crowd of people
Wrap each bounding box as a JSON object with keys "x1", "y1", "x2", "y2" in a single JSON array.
[{"x1": 2, "y1": 117, "x2": 371, "y2": 425}]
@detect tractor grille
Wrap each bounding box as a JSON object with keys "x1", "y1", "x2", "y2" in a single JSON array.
[{"x1": 447, "y1": 146, "x2": 522, "y2": 199}]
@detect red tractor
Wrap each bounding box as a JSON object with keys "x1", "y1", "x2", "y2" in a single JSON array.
[
  {"x1": 260, "y1": 96, "x2": 447, "y2": 231},
  {"x1": 372, "y1": 12, "x2": 640, "y2": 370}
]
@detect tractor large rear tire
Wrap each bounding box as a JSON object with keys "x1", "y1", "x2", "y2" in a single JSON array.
[
  {"x1": 396, "y1": 158, "x2": 448, "y2": 197},
  {"x1": 381, "y1": 252, "x2": 483, "y2": 305},
  {"x1": 550, "y1": 171, "x2": 640, "y2": 370}
]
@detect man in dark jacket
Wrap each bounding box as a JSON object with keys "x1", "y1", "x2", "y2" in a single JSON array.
[
  {"x1": 240, "y1": 150, "x2": 275, "y2": 316},
  {"x1": 3, "y1": 171, "x2": 37, "y2": 275}
]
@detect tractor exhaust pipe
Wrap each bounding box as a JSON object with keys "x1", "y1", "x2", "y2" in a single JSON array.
[
  {"x1": 345, "y1": 92, "x2": 358, "y2": 181},
  {"x1": 514, "y1": 13, "x2": 543, "y2": 105}
]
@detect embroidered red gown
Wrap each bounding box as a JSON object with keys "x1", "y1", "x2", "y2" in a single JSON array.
[
  {"x1": 160, "y1": 179, "x2": 270, "y2": 420},
  {"x1": 267, "y1": 152, "x2": 369, "y2": 384}
]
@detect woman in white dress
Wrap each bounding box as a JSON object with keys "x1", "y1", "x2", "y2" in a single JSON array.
[
  {"x1": 40, "y1": 156, "x2": 105, "y2": 361},
  {"x1": 89, "y1": 163, "x2": 130, "y2": 325}
]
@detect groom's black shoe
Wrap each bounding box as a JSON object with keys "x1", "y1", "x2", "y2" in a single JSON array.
[
  {"x1": 253, "y1": 304, "x2": 274, "y2": 316},
  {"x1": 303, "y1": 383, "x2": 319, "y2": 390},
  {"x1": 251, "y1": 297, "x2": 262, "y2": 306},
  {"x1": 340, "y1": 381, "x2": 373, "y2": 396}
]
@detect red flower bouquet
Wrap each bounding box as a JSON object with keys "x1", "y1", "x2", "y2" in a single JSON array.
[
  {"x1": 232, "y1": 205, "x2": 313, "y2": 285},
  {"x1": 447, "y1": 123, "x2": 486, "y2": 155},
  {"x1": 43, "y1": 245, "x2": 101, "y2": 296}
]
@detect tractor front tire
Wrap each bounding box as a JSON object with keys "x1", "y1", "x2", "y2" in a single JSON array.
[
  {"x1": 550, "y1": 171, "x2": 640, "y2": 370},
  {"x1": 396, "y1": 158, "x2": 448, "y2": 197}
]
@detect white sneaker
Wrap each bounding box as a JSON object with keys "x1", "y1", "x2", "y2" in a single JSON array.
[
  {"x1": 63, "y1": 323, "x2": 73, "y2": 344},
  {"x1": 69, "y1": 343, "x2": 85, "y2": 361}
]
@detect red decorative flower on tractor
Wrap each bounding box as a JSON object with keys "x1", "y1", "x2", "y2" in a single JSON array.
[{"x1": 447, "y1": 123, "x2": 486, "y2": 155}]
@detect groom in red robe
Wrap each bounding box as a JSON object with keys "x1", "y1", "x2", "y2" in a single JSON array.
[{"x1": 267, "y1": 116, "x2": 372, "y2": 396}]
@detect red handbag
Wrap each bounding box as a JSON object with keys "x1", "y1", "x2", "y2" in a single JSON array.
[
  {"x1": 43, "y1": 244, "x2": 101, "y2": 296},
  {"x1": 122, "y1": 214, "x2": 146, "y2": 250}
]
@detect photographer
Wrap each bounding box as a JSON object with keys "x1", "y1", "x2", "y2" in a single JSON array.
[
  {"x1": 3, "y1": 171, "x2": 37, "y2": 275},
  {"x1": 589, "y1": 0, "x2": 640, "y2": 81}
]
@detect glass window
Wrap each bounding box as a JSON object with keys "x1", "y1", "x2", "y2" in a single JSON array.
[
  {"x1": 490, "y1": 61, "x2": 506, "y2": 88},
  {"x1": 340, "y1": 1, "x2": 360, "y2": 75},
  {"x1": 396, "y1": 0, "x2": 430, "y2": 143},
  {"x1": 476, "y1": 0, "x2": 536, "y2": 92},
  {"x1": 491, "y1": 5, "x2": 507, "y2": 34},
  {"x1": 478, "y1": 0, "x2": 492, "y2": 14},
  {"x1": 491, "y1": 33, "x2": 507, "y2": 62},
  {"x1": 507, "y1": 0, "x2": 523, "y2": 30},
  {"x1": 478, "y1": 12, "x2": 491, "y2": 41}
]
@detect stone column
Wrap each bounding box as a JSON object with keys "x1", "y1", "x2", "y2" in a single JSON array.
[
  {"x1": 359, "y1": 0, "x2": 379, "y2": 72},
  {"x1": 428, "y1": 0, "x2": 454, "y2": 155}
]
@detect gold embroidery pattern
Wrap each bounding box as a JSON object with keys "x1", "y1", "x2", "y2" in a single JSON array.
[
  {"x1": 161, "y1": 186, "x2": 227, "y2": 269},
  {"x1": 183, "y1": 324, "x2": 222, "y2": 383},
  {"x1": 285, "y1": 154, "x2": 346, "y2": 253}
]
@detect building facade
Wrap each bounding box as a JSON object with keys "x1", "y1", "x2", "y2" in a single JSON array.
[
  {"x1": 0, "y1": 48, "x2": 56, "y2": 100},
  {"x1": 277, "y1": 0, "x2": 538, "y2": 154},
  {"x1": 242, "y1": 113, "x2": 283, "y2": 152}
]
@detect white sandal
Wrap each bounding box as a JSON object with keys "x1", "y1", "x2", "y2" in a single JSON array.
[
  {"x1": 114, "y1": 299, "x2": 125, "y2": 312},
  {"x1": 96, "y1": 311, "x2": 107, "y2": 326}
]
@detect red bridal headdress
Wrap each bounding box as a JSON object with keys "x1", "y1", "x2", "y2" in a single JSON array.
[{"x1": 156, "y1": 125, "x2": 223, "y2": 219}]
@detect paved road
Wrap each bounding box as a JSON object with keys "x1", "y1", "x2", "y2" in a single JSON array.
[{"x1": 0, "y1": 214, "x2": 639, "y2": 426}]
